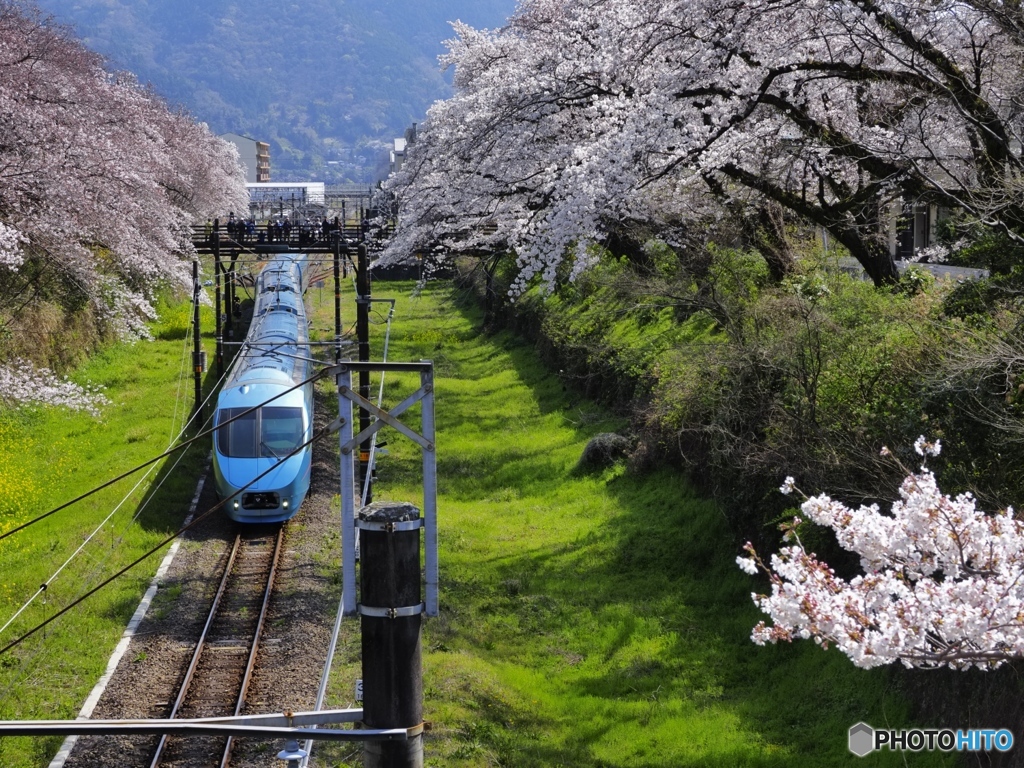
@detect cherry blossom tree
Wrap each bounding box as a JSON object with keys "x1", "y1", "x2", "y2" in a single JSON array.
[
  {"x1": 384, "y1": 0, "x2": 1024, "y2": 290},
  {"x1": 0, "y1": 0, "x2": 247, "y2": 411},
  {"x1": 739, "y1": 439, "x2": 1024, "y2": 670}
]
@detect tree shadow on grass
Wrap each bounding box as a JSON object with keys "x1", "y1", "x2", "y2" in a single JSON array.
[
  {"x1": 434, "y1": 468, "x2": 932, "y2": 766},
  {"x1": 421, "y1": 292, "x2": 947, "y2": 767}
]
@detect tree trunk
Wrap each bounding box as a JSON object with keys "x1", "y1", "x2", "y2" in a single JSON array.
[
  {"x1": 833, "y1": 226, "x2": 900, "y2": 286},
  {"x1": 749, "y1": 202, "x2": 795, "y2": 282}
]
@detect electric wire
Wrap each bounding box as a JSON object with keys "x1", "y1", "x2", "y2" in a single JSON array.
[
  {"x1": 0, "y1": 416, "x2": 337, "y2": 657},
  {"x1": 0, "y1": 368, "x2": 329, "y2": 544},
  {"x1": 0, "y1": 257, "x2": 325, "y2": 650},
  {"x1": 0, "y1": 365, "x2": 232, "y2": 641},
  {"x1": 0, "y1": 452, "x2": 165, "y2": 639},
  {"x1": 3, "y1": 250, "x2": 356, "y2": 711},
  {"x1": 0, "y1": 326, "x2": 216, "y2": 688}
]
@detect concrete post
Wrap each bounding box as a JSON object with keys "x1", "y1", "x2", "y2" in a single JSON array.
[
  {"x1": 359, "y1": 501, "x2": 423, "y2": 768},
  {"x1": 192, "y1": 257, "x2": 203, "y2": 423}
]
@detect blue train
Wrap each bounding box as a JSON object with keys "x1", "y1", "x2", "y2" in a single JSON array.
[{"x1": 213, "y1": 252, "x2": 314, "y2": 523}]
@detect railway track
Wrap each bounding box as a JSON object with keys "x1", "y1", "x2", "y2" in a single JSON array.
[{"x1": 149, "y1": 524, "x2": 284, "y2": 768}]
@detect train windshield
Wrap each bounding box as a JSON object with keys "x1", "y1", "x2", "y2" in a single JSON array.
[
  {"x1": 216, "y1": 407, "x2": 303, "y2": 458},
  {"x1": 259, "y1": 407, "x2": 304, "y2": 457}
]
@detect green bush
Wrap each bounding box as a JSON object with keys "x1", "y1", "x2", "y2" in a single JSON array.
[
  {"x1": 463, "y1": 240, "x2": 1024, "y2": 543},
  {"x1": 489, "y1": 245, "x2": 964, "y2": 531}
]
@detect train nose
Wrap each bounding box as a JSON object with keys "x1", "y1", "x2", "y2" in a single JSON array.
[{"x1": 223, "y1": 458, "x2": 298, "y2": 497}]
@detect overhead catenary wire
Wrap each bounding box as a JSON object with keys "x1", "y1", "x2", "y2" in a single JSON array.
[
  {"x1": 4, "y1": 248, "x2": 367, "y2": 693},
  {"x1": 0, "y1": 365, "x2": 232, "y2": 641},
  {"x1": 2, "y1": 253, "x2": 310, "y2": 663},
  {"x1": 1, "y1": 253, "x2": 333, "y2": 671},
  {"x1": 0, "y1": 452, "x2": 164, "y2": 639},
  {"x1": 0, "y1": 415, "x2": 339, "y2": 657},
  {"x1": 0, "y1": 368, "x2": 329, "y2": 544},
  {"x1": 0, "y1": 365, "x2": 227, "y2": 692}
]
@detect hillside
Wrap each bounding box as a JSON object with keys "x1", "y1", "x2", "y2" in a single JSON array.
[{"x1": 32, "y1": 0, "x2": 516, "y2": 181}]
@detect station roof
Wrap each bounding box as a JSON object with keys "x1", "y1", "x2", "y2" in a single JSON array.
[{"x1": 247, "y1": 182, "x2": 326, "y2": 204}]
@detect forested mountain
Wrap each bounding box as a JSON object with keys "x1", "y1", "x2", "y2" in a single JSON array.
[{"x1": 32, "y1": 0, "x2": 516, "y2": 181}]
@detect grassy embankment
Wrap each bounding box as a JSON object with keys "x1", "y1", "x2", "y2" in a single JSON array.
[
  {"x1": 0, "y1": 291, "x2": 220, "y2": 768},
  {"x1": 314, "y1": 280, "x2": 953, "y2": 767},
  {"x1": 0, "y1": 270, "x2": 956, "y2": 768}
]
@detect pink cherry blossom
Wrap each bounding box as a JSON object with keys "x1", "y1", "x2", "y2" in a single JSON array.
[
  {"x1": 0, "y1": 2, "x2": 248, "y2": 412},
  {"x1": 743, "y1": 442, "x2": 1024, "y2": 669},
  {"x1": 384, "y1": 0, "x2": 1024, "y2": 290}
]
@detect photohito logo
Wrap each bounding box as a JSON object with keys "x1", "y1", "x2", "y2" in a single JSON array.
[{"x1": 849, "y1": 723, "x2": 1014, "y2": 756}]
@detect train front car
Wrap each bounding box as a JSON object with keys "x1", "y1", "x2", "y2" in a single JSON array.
[{"x1": 213, "y1": 253, "x2": 313, "y2": 523}]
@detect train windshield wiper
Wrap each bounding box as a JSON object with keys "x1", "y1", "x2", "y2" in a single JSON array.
[{"x1": 261, "y1": 441, "x2": 283, "y2": 460}]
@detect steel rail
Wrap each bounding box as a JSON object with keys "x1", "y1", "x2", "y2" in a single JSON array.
[
  {"x1": 148, "y1": 533, "x2": 244, "y2": 768},
  {"x1": 219, "y1": 526, "x2": 285, "y2": 767},
  {"x1": 148, "y1": 525, "x2": 283, "y2": 768}
]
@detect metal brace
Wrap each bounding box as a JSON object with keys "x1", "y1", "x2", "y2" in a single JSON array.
[
  {"x1": 357, "y1": 603, "x2": 425, "y2": 619},
  {"x1": 356, "y1": 519, "x2": 424, "y2": 533}
]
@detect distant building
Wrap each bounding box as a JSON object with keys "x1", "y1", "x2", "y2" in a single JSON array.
[
  {"x1": 390, "y1": 138, "x2": 407, "y2": 174},
  {"x1": 246, "y1": 182, "x2": 326, "y2": 221},
  {"x1": 891, "y1": 202, "x2": 949, "y2": 260},
  {"x1": 220, "y1": 132, "x2": 271, "y2": 183},
  {"x1": 390, "y1": 123, "x2": 417, "y2": 175}
]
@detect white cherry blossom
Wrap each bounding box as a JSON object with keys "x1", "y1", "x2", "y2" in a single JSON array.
[
  {"x1": 384, "y1": 0, "x2": 1024, "y2": 290},
  {"x1": 743, "y1": 443, "x2": 1024, "y2": 669},
  {"x1": 0, "y1": 2, "x2": 248, "y2": 411}
]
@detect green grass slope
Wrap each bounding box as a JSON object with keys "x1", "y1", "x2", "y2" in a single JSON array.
[
  {"x1": 316, "y1": 281, "x2": 953, "y2": 768},
  {"x1": 0, "y1": 293, "x2": 217, "y2": 767}
]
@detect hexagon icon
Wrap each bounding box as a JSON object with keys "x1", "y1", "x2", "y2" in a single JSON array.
[{"x1": 849, "y1": 722, "x2": 875, "y2": 757}]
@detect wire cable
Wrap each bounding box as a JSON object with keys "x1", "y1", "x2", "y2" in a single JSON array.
[
  {"x1": 0, "y1": 452, "x2": 164, "y2": 639},
  {"x1": 0, "y1": 418, "x2": 337, "y2": 657},
  {"x1": 0, "y1": 368, "x2": 329, "y2": 544},
  {"x1": 0, "y1": 365, "x2": 231, "y2": 639}
]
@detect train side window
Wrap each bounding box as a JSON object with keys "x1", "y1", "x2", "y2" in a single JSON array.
[
  {"x1": 217, "y1": 408, "x2": 257, "y2": 458},
  {"x1": 261, "y1": 406, "x2": 303, "y2": 456}
]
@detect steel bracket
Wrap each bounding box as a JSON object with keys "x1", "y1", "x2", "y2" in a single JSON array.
[
  {"x1": 357, "y1": 603, "x2": 425, "y2": 619},
  {"x1": 333, "y1": 360, "x2": 438, "y2": 618}
]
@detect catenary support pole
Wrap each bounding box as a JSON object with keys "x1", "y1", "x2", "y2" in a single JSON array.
[
  {"x1": 225, "y1": 252, "x2": 235, "y2": 343},
  {"x1": 356, "y1": 243, "x2": 372, "y2": 504},
  {"x1": 334, "y1": 226, "x2": 343, "y2": 364},
  {"x1": 192, "y1": 257, "x2": 203, "y2": 423},
  {"x1": 213, "y1": 220, "x2": 223, "y2": 377},
  {"x1": 359, "y1": 502, "x2": 423, "y2": 768}
]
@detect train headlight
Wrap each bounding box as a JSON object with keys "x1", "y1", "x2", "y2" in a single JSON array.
[
  {"x1": 282, "y1": 499, "x2": 289, "y2": 510},
  {"x1": 233, "y1": 499, "x2": 240, "y2": 510}
]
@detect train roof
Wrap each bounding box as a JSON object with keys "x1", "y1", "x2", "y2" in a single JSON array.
[
  {"x1": 254, "y1": 254, "x2": 309, "y2": 318},
  {"x1": 225, "y1": 311, "x2": 309, "y2": 387},
  {"x1": 224, "y1": 253, "x2": 312, "y2": 391}
]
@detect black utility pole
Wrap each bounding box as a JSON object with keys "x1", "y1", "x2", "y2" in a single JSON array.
[
  {"x1": 192, "y1": 257, "x2": 203, "y2": 424},
  {"x1": 224, "y1": 252, "x2": 235, "y2": 343},
  {"x1": 341, "y1": 204, "x2": 348, "y2": 277},
  {"x1": 359, "y1": 501, "x2": 424, "y2": 768},
  {"x1": 334, "y1": 220, "x2": 344, "y2": 364},
  {"x1": 356, "y1": 243, "x2": 372, "y2": 503},
  {"x1": 213, "y1": 219, "x2": 223, "y2": 377}
]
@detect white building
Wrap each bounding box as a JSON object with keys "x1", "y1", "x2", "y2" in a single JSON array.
[
  {"x1": 390, "y1": 124, "x2": 418, "y2": 175},
  {"x1": 246, "y1": 182, "x2": 326, "y2": 221},
  {"x1": 220, "y1": 132, "x2": 271, "y2": 183}
]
